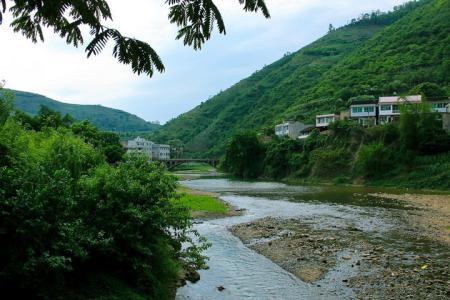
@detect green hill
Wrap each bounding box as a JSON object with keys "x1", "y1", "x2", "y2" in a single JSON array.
[
  {"x1": 10, "y1": 90, "x2": 160, "y2": 133},
  {"x1": 152, "y1": 0, "x2": 449, "y2": 157}
]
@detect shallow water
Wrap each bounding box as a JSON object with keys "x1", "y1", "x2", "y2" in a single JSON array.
[{"x1": 175, "y1": 178, "x2": 417, "y2": 299}]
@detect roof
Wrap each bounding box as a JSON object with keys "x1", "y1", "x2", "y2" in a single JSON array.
[
  {"x1": 379, "y1": 95, "x2": 422, "y2": 104},
  {"x1": 350, "y1": 100, "x2": 377, "y2": 105},
  {"x1": 428, "y1": 97, "x2": 450, "y2": 102},
  {"x1": 316, "y1": 114, "x2": 337, "y2": 118}
]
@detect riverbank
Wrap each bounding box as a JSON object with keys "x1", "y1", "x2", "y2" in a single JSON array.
[
  {"x1": 369, "y1": 193, "x2": 450, "y2": 244},
  {"x1": 230, "y1": 215, "x2": 450, "y2": 299},
  {"x1": 176, "y1": 185, "x2": 244, "y2": 219}
]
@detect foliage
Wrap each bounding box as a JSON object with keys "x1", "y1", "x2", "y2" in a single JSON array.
[
  {"x1": 222, "y1": 131, "x2": 265, "y2": 179},
  {"x1": 355, "y1": 143, "x2": 393, "y2": 177},
  {"x1": 309, "y1": 148, "x2": 351, "y2": 178},
  {"x1": 14, "y1": 105, "x2": 125, "y2": 163},
  {"x1": 399, "y1": 103, "x2": 450, "y2": 154},
  {"x1": 0, "y1": 89, "x2": 13, "y2": 126},
  {"x1": 410, "y1": 82, "x2": 447, "y2": 98},
  {"x1": 0, "y1": 0, "x2": 269, "y2": 77},
  {"x1": 153, "y1": 0, "x2": 449, "y2": 157},
  {"x1": 263, "y1": 137, "x2": 303, "y2": 179},
  {"x1": 71, "y1": 120, "x2": 125, "y2": 163},
  {"x1": 0, "y1": 112, "x2": 207, "y2": 297},
  {"x1": 9, "y1": 89, "x2": 161, "y2": 132}
]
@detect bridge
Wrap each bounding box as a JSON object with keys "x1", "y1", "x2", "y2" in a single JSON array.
[{"x1": 158, "y1": 158, "x2": 219, "y2": 170}]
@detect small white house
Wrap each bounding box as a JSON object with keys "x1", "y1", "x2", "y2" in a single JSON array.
[
  {"x1": 275, "y1": 121, "x2": 309, "y2": 139},
  {"x1": 378, "y1": 95, "x2": 422, "y2": 124},
  {"x1": 316, "y1": 114, "x2": 339, "y2": 128}
]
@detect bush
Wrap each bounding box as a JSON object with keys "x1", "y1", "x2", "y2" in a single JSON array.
[
  {"x1": 355, "y1": 143, "x2": 393, "y2": 178},
  {"x1": 264, "y1": 138, "x2": 303, "y2": 179},
  {"x1": 309, "y1": 148, "x2": 351, "y2": 178},
  {"x1": 222, "y1": 131, "x2": 265, "y2": 179},
  {"x1": 0, "y1": 120, "x2": 207, "y2": 298}
]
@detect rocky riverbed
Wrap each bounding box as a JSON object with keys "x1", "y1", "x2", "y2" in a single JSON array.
[
  {"x1": 231, "y1": 216, "x2": 450, "y2": 299},
  {"x1": 176, "y1": 179, "x2": 450, "y2": 299}
]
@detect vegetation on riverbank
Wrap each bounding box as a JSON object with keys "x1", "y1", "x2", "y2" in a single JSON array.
[
  {"x1": 0, "y1": 92, "x2": 207, "y2": 299},
  {"x1": 222, "y1": 102, "x2": 450, "y2": 190},
  {"x1": 176, "y1": 186, "x2": 238, "y2": 219},
  {"x1": 173, "y1": 162, "x2": 216, "y2": 173}
]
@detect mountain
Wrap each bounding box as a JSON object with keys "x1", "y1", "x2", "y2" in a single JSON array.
[
  {"x1": 11, "y1": 90, "x2": 161, "y2": 133},
  {"x1": 152, "y1": 0, "x2": 449, "y2": 157}
]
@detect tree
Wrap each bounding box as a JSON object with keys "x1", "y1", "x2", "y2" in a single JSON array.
[
  {"x1": 0, "y1": 88, "x2": 13, "y2": 126},
  {"x1": 410, "y1": 82, "x2": 446, "y2": 99},
  {"x1": 328, "y1": 23, "x2": 335, "y2": 32},
  {"x1": 1, "y1": 0, "x2": 270, "y2": 77},
  {"x1": 222, "y1": 131, "x2": 265, "y2": 179}
]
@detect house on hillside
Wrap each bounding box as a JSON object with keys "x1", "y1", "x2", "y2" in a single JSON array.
[
  {"x1": 429, "y1": 98, "x2": 450, "y2": 113},
  {"x1": 350, "y1": 100, "x2": 377, "y2": 126},
  {"x1": 378, "y1": 95, "x2": 422, "y2": 124},
  {"x1": 315, "y1": 114, "x2": 339, "y2": 129},
  {"x1": 298, "y1": 125, "x2": 315, "y2": 139},
  {"x1": 275, "y1": 121, "x2": 310, "y2": 139}
]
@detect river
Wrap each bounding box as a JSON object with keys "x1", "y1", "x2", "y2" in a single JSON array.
[{"x1": 175, "y1": 178, "x2": 449, "y2": 299}]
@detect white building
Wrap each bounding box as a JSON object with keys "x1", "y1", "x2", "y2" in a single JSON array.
[
  {"x1": 125, "y1": 137, "x2": 170, "y2": 160},
  {"x1": 378, "y1": 95, "x2": 422, "y2": 124},
  {"x1": 126, "y1": 137, "x2": 154, "y2": 159},
  {"x1": 316, "y1": 114, "x2": 339, "y2": 129},
  {"x1": 275, "y1": 121, "x2": 310, "y2": 139},
  {"x1": 152, "y1": 144, "x2": 171, "y2": 161},
  {"x1": 430, "y1": 98, "x2": 450, "y2": 113},
  {"x1": 350, "y1": 100, "x2": 377, "y2": 126}
]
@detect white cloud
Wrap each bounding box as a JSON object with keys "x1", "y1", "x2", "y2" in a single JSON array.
[{"x1": 0, "y1": 0, "x2": 406, "y2": 123}]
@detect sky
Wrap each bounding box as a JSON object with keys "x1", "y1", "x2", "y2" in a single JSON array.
[{"x1": 0, "y1": 0, "x2": 406, "y2": 124}]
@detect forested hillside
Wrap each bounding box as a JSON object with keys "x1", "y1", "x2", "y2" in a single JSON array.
[
  {"x1": 10, "y1": 90, "x2": 161, "y2": 133},
  {"x1": 152, "y1": 0, "x2": 449, "y2": 157}
]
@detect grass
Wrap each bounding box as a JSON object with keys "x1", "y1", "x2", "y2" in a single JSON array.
[{"x1": 176, "y1": 186, "x2": 228, "y2": 214}]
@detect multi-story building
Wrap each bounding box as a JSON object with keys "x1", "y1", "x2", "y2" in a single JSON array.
[
  {"x1": 275, "y1": 121, "x2": 310, "y2": 139},
  {"x1": 378, "y1": 95, "x2": 422, "y2": 124},
  {"x1": 349, "y1": 100, "x2": 377, "y2": 126},
  {"x1": 152, "y1": 144, "x2": 171, "y2": 161},
  {"x1": 125, "y1": 137, "x2": 170, "y2": 160},
  {"x1": 315, "y1": 114, "x2": 339, "y2": 129}
]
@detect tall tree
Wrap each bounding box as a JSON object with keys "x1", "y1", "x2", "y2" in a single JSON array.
[{"x1": 0, "y1": 0, "x2": 270, "y2": 77}]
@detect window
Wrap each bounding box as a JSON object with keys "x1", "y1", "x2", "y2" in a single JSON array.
[
  {"x1": 380, "y1": 105, "x2": 391, "y2": 111},
  {"x1": 392, "y1": 105, "x2": 399, "y2": 113},
  {"x1": 352, "y1": 107, "x2": 363, "y2": 113},
  {"x1": 364, "y1": 106, "x2": 374, "y2": 113},
  {"x1": 432, "y1": 102, "x2": 446, "y2": 109}
]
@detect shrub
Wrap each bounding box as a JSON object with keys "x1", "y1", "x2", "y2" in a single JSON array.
[
  {"x1": 309, "y1": 148, "x2": 351, "y2": 178},
  {"x1": 355, "y1": 143, "x2": 392, "y2": 177},
  {"x1": 0, "y1": 121, "x2": 207, "y2": 298}
]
